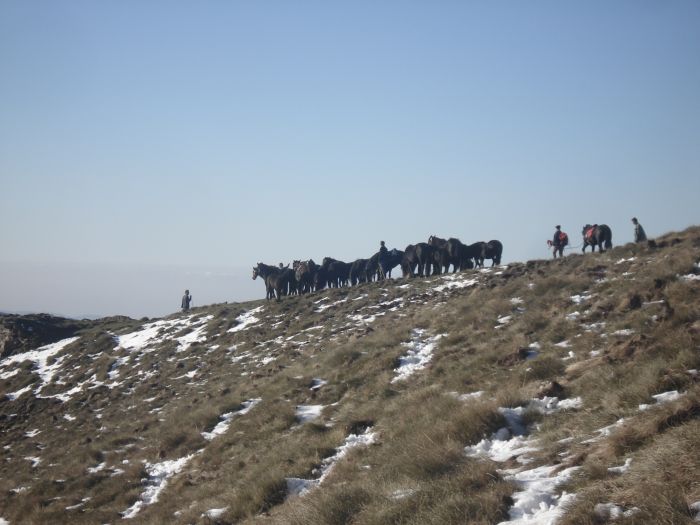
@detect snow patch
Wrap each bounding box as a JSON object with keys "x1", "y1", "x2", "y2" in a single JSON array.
[
  {"x1": 582, "y1": 418, "x2": 626, "y2": 444},
  {"x1": 316, "y1": 299, "x2": 348, "y2": 312},
  {"x1": 610, "y1": 329, "x2": 635, "y2": 337},
  {"x1": 310, "y1": 378, "x2": 327, "y2": 391},
  {"x1": 639, "y1": 390, "x2": 684, "y2": 411},
  {"x1": 432, "y1": 275, "x2": 479, "y2": 292},
  {"x1": 121, "y1": 453, "x2": 197, "y2": 519},
  {"x1": 296, "y1": 405, "x2": 325, "y2": 423},
  {"x1": 228, "y1": 307, "x2": 264, "y2": 333},
  {"x1": 570, "y1": 292, "x2": 593, "y2": 304},
  {"x1": 594, "y1": 503, "x2": 641, "y2": 520},
  {"x1": 203, "y1": 508, "x2": 228, "y2": 519},
  {"x1": 0, "y1": 336, "x2": 80, "y2": 394},
  {"x1": 392, "y1": 330, "x2": 444, "y2": 383},
  {"x1": 608, "y1": 457, "x2": 632, "y2": 474},
  {"x1": 6, "y1": 385, "x2": 32, "y2": 401},
  {"x1": 499, "y1": 465, "x2": 580, "y2": 524},
  {"x1": 456, "y1": 391, "x2": 484, "y2": 401},
  {"x1": 201, "y1": 399, "x2": 262, "y2": 440},
  {"x1": 286, "y1": 429, "x2": 377, "y2": 497}
]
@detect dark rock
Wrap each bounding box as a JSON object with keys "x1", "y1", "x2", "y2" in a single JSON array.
[{"x1": 538, "y1": 381, "x2": 565, "y2": 399}]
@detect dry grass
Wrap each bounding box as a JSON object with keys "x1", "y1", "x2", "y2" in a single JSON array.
[{"x1": 2, "y1": 226, "x2": 700, "y2": 524}]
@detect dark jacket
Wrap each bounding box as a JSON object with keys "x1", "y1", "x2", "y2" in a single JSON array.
[
  {"x1": 181, "y1": 294, "x2": 192, "y2": 310},
  {"x1": 552, "y1": 230, "x2": 565, "y2": 248},
  {"x1": 634, "y1": 223, "x2": 647, "y2": 242}
]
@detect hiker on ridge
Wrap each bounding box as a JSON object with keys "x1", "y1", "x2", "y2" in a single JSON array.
[
  {"x1": 181, "y1": 289, "x2": 192, "y2": 311},
  {"x1": 632, "y1": 217, "x2": 647, "y2": 243},
  {"x1": 378, "y1": 241, "x2": 390, "y2": 280},
  {"x1": 550, "y1": 225, "x2": 568, "y2": 258}
]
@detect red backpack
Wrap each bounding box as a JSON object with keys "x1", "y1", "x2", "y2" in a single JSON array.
[{"x1": 559, "y1": 231, "x2": 569, "y2": 245}]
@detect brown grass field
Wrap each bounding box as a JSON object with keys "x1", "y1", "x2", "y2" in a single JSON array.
[{"x1": 1, "y1": 226, "x2": 699, "y2": 524}]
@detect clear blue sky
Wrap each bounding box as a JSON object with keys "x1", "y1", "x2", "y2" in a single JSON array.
[{"x1": 2, "y1": 1, "x2": 699, "y2": 318}]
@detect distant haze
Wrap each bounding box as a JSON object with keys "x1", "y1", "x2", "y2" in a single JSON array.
[{"x1": 0, "y1": 262, "x2": 260, "y2": 319}]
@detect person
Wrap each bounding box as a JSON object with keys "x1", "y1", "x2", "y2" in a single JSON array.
[
  {"x1": 550, "y1": 225, "x2": 568, "y2": 258},
  {"x1": 632, "y1": 217, "x2": 647, "y2": 243},
  {"x1": 378, "y1": 241, "x2": 390, "y2": 279},
  {"x1": 181, "y1": 289, "x2": 192, "y2": 311}
]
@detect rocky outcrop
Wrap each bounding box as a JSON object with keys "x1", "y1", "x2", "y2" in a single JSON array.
[{"x1": 0, "y1": 314, "x2": 89, "y2": 358}]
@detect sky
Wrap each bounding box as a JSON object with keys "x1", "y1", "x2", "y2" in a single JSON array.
[{"x1": 1, "y1": 1, "x2": 699, "y2": 318}]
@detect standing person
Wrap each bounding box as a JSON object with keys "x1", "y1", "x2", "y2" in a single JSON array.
[
  {"x1": 551, "y1": 225, "x2": 568, "y2": 258},
  {"x1": 632, "y1": 217, "x2": 647, "y2": 243},
  {"x1": 378, "y1": 241, "x2": 390, "y2": 280},
  {"x1": 181, "y1": 289, "x2": 192, "y2": 311}
]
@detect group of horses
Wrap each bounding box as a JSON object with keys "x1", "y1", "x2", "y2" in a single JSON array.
[{"x1": 252, "y1": 235, "x2": 504, "y2": 301}]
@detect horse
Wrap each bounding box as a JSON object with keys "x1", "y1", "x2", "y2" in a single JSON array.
[
  {"x1": 582, "y1": 224, "x2": 613, "y2": 253},
  {"x1": 378, "y1": 248, "x2": 404, "y2": 279},
  {"x1": 313, "y1": 266, "x2": 328, "y2": 291},
  {"x1": 294, "y1": 259, "x2": 318, "y2": 294},
  {"x1": 401, "y1": 244, "x2": 418, "y2": 277},
  {"x1": 428, "y1": 235, "x2": 454, "y2": 273},
  {"x1": 253, "y1": 262, "x2": 286, "y2": 301},
  {"x1": 464, "y1": 242, "x2": 486, "y2": 268},
  {"x1": 414, "y1": 243, "x2": 436, "y2": 277},
  {"x1": 365, "y1": 253, "x2": 380, "y2": 282},
  {"x1": 349, "y1": 258, "x2": 369, "y2": 285},
  {"x1": 280, "y1": 267, "x2": 298, "y2": 295},
  {"x1": 482, "y1": 240, "x2": 503, "y2": 266},
  {"x1": 322, "y1": 257, "x2": 350, "y2": 288}
]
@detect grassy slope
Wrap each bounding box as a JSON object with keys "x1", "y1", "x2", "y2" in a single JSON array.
[{"x1": 0, "y1": 227, "x2": 699, "y2": 524}]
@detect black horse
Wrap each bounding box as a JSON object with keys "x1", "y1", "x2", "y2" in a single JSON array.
[
  {"x1": 294, "y1": 259, "x2": 318, "y2": 294},
  {"x1": 464, "y1": 242, "x2": 486, "y2": 268},
  {"x1": 428, "y1": 235, "x2": 464, "y2": 273},
  {"x1": 379, "y1": 248, "x2": 404, "y2": 279},
  {"x1": 482, "y1": 240, "x2": 503, "y2": 266},
  {"x1": 414, "y1": 243, "x2": 436, "y2": 277},
  {"x1": 365, "y1": 253, "x2": 380, "y2": 282},
  {"x1": 253, "y1": 262, "x2": 289, "y2": 301},
  {"x1": 582, "y1": 224, "x2": 613, "y2": 253},
  {"x1": 349, "y1": 258, "x2": 369, "y2": 285},
  {"x1": 401, "y1": 244, "x2": 418, "y2": 277},
  {"x1": 321, "y1": 257, "x2": 351, "y2": 288}
]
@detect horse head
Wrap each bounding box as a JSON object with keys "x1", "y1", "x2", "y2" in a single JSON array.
[{"x1": 252, "y1": 265, "x2": 260, "y2": 280}]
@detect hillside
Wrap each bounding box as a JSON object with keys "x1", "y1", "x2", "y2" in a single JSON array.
[{"x1": 1, "y1": 227, "x2": 700, "y2": 525}]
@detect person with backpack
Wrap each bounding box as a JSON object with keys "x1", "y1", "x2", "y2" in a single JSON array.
[{"x1": 550, "y1": 225, "x2": 568, "y2": 258}]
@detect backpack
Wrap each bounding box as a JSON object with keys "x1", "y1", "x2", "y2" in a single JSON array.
[{"x1": 559, "y1": 232, "x2": 569, "y2": 245}]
